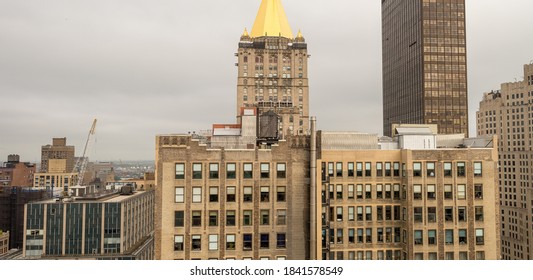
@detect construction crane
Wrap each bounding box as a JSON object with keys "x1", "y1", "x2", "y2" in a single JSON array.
[{"x1": 71, "y1": 119, "x2": 97, "y2": 193}]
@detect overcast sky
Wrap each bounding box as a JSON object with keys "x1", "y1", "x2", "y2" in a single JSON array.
[{"x1": 1, "y1": 0, "x2": 533, "y2": 162}]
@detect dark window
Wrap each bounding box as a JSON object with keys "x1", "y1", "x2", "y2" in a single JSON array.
[
  {"x1": 277, "y1": 186, "x2": 286, "y2": 202},
  {"x1": 277, "y1": 163, "x2": 286, "y2": 178},
  {"x1": 445, "y1": 207, "x2": 453, "y2": 222},
  {"x1": 475, "y1": 185, "x2": 483, "y2": 199},
  {"x1": 426, "y1": 162, "x2": 435, "y2": 177},
  {"x1": 260, "y1": 234, "x2": 269, "y2": 249},
  {"x1": 209, "y1": 163, "x2": 219, "y2": 179},
  {"x1": 427, "y1": 207, "x2": 436, "y2": 223},
  {"x1": 385, "y1": 162, "x2": 392, "y2": 176},
  {"x1": 356, "y1": 163, "x2": 363, "y2": 177},
  {"x1": 243, "y1": 210, "x2": 252, "y2": 226},
  {"x1": 414, "y1": 230, "x2": 423, "y2": 245},
  {"x1": 243, "y1": 186, "x2": 252, "y2": 202},
  {"x1": 414, "y1": 207, "x2": 423, "y2": 223},
  {"x1": 413, "y1": 163, "x2": 422, "y2": 177},
  {"x1": 459, "y1": 229, "x2": 467, "y2": 244},
  {"x1": 444, "y1": 162, "x2": 452, "y2": 177},
  {"x1": 260, "y1": 163, "x2": 270, "y2": 179},
  {"x1": 192, "y1": 163, "x2": 202, "y2": 179},
  {"x1": 428, "y1": 230, "x2": 436, "y2": 245},
  {"x1": 226, "y1": 163, "x2": 236, "y2": 179},
  {"x1": 191, "y1": 235, "x2": 201, "y2": 251},
  {"x1": 336, "y1": 162, "x2": 343, "y2": 177},
  {"x1": 175, "y1": 163, "x2": 185, "y2": 179},
  {"x1": 209, "y1": 187, "x2": 218, "y2": 202},
  {"x1": 348, "y1": 162, "x2": 354, "y2": 177},
  {"x1": 192, "y1": 211, "x2": 201, "y2": 227},
  {"x1": 209, "y1": 211, "x2": 218, "y2": 226},
  {"x1": 226, "y1": 211, "x2": 236, "y2": 226},
  {"x1": 174, "y1": 235, "x2": 184, "y2": 251},
  {"x1": 458, "y1": 207, "x2": 467, "y2": 222},
  {"x1": 243, "y1": 163, "x2": 253, "y2": 179},
  {"x1": 260, "y1": 210, "x2": 269, "y2": 225},
  {"x1": 475, "y1": 207, "x2": 484, "y2": 221},
  {"x1": 174, "y1": 211, "x2": 184, "y2": 227},
  {"x1": 365, "y1": 162, "x2": 371, "y2": 177},
  {"x1": 226, "y1": 186, "x2": 236, "y2": 202},
  {"x1": 243, "y1": 234, "x2": 252, "y2": 250},
  {"x1": 457, "y1": 162, "x2": 466, "y2": 177},
  {"x1": 260, "y1": 187, "x2": 269, "y2": 202},
  {"x1": 444, "y1": 185, "x2": 453, "y2": 199},
  {"x1": 376, "y1": 162, "x2": 383, "y2": 176},
  {"x1": 393, "y1": 162, "x2": 400, "y2": 176}
]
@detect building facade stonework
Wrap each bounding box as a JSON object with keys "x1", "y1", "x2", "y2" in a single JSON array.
[{"x1": 477, "y1": 62, "x2": 533, "y2": 260}]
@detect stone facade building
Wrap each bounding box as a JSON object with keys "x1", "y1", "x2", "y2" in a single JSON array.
[
  {"x1": 476, "y1": 62, "x2": 533, "y2": 259},
  {"x1": 40, "y1": 137, "x2": 75, "y2": 173},
  {"x1": 0, "y1": 231, "x2": 8, "y2": 256},
  {"x1": 0, "y1": 155, "x2": 36, "y2": 188},
  {"x1": 316, "y1": 130, "x2": 500, "y2": 260}
]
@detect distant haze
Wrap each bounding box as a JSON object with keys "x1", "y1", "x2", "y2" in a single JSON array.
[{"x1": 1, "y1": 0, "x2": 532, "y2": 162}]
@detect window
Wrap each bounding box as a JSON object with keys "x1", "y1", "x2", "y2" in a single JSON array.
[
  {"x1": 393, "y1": 162, "x2": 400, "y2": 177},
  {"x1": 377, "y1": 206, "x2": 383, "y2": 220},
  {"x1": 260, "y1": 210, "x2": 269, "y2": 225},
  {"x1": 277, "y1": 163, "x2": 286, "y2": 178},
  {"x1": 243, "y1": 210, "x2": 252, "y2": 226},
  {"x1": 356, "y1": 162, "x2": 363, "y2": 177},
  {"x1": 209, "y1": 163, "x2": 219, "y2": 179},
  {"x1": 445, "y1": 207, "x2": 453, "y2": 222},
  {"x1": 458, "y1": 207, "x2": 467, "y2": 222},
  {"x1": 414, "y1": 230, "x2": 423, "y2": 245},
  {"x1": 226, "y1": 163, "x2": 236, "y2": 179},
  {"x1": 444, "y1": 162, "x2": 452, "y2": 177},
  {"x1": 260, "y1": 187, "x2": 269, "y2": 202},
  {"x1": 260, "y1": 234, "x2": 269, "y2": 249},
  {"x1": 459, "y1": 252, "x2": 468, "y2": 260},
  {"x1": 428, "y1": 230, "x2": 436, "y2": 245},
  {"x1": 209, "y1": 187, "x2": 218, "y2": 202},
  {"x1": 243, "y1": 163, "x2": 253, "y2": 179},
  {"x1": 174, "y1": 235, "x2": 184, "y2": 251},
  {"x1": 426, "y1": 162, "x2": 435, "y2": 177},
  {"x1": 175, "y1": 187, "x2": 184, "y2": 203},
  {"x1": 193, "y1": 163, "x2": 202, "y2": 179},
  {"x1": 476, "y1": 251, "x2": 485, "y2": 260},
  {"x1": 348, "y1": 207, "x2": 355, "y2": 221},
  {"x1": 348, "y1": 185, "x2": 355, "y2": 199},
  {"x1": 277, "y1": 186, "x2": 286, "y2": 202},
  {"x1": 457, "y1": 185, "x2": 466, "y2": 199},
  {"x1": 174, "y1": 211, "x2": 184, "y2": 227},
  {"x1": 393, "y1": 184, "x2": 400, "y2": 199},
  {"x1": 336, "y1": 162, "x2": 343, "y2": 177},
  {"x1": 191, "y1": 235, "x2": 201, "y2": 251},
  {"x1": 385, "y1": 184, "x2": 392, "y2": 199},
  {"x1": 394, "y1": 206, "x2": 400, "y2": 221},
  {"x1": 357, "y1": 207, "x2": 363, "y2": 221},
  {"x1": 348, "y1": 229, "x2": 355, "y2": 243},
  {"x1": 414, "y1": 207, "x2": 423, "y2": 223},
  {"x1": 365, "y1": 185, "x2": 372, "y2": 199},
  {"x1": 192, "y1": 187, "x2": 202, "y2": 203},
  {"x1": 445, "y1": 230, "x2": 454, "y2": 245},
  {"x1": 413, "y1": 185, "x2": 422, "y2": 199},
  {"x1": 459, "y1": 229, "x2": 467, "y2": 244},
  {"x1": 427, "y1": 185, "x2": 435, "y2": 199},
  {"x1": 475, "y1": 207, "x2": 484, "y2": 221},
  {"x1": 175, "y1": 163, "x2": 185, "y2": 179},
  {"x1": 377, "y1": 228, "x2": 384, "y2": 243},
  {"x1": 226, "y1": 210, "x2": 236, "y2": 226},
  {"x1": 356, "y1": 185, "x2": 363, "y2": 199},
  {"x1": 357, "y1": 229, "x2": 364, "y2": 243},
  {"x1": 209, "y1": 235, "x2": 218, "y2": 251},
  {"x1": 444, "y1": 185, "x2": 453, "y2": 199},
  {"x1": 337, "y1": 229, "x2": 343, "y2": 244},
  {"x1": 243, "y1": 186, "x2": 253, "y2": 202},
  {"x1": 385, "y1": 162, "x2": 392, "y2": 176},
  {"x1": 277, "y1": 233, "x2": 286, "y2": 248},
  {"x1": 192, "y1": 211, "x2": 202, "y2": 226},
  {"x1": 476, "y1": 229, "x2": 484, "y2": 245},
  {"x1": 385, "y1": 228, "x2": 392, "y2": 243},
  {"x1": 366, "y1": 251, "x2": 372, "y2": 260},
  {"x1": 328, "y1": 185, "x2": 334, "y2": 200},
  {"x1": 475, "y1": 185, "x2": 483, "y2": 199},
  {"x1": 243, "y1": 234, "x2": 252, "y2": 250},
  {"x1": 428, "y1": 207, "x2": 436, "y2": 223},
  {"x1": 209, "y1": 211, "x2": 218, "y2": 226},
  {"x1": 474, "y1": 162, "x2": 482, "y2": 177},
  {"x1": 365, "y1": 162, "x2": 371, "y2": 176},
  {"x1": 365, "y1": 206, "x2": 372, "y2": 221},
  {"x1": 413, "y1": 163, "x2": 422, "y2": 177},
  {"x1": 376, "y1": 184, "x2": 383, "y2": 199},
  {"x1": 260, "y1": 163, "x2": 270, "y2": 179},
  {"x1": 226, "y1": 186, "x2": 236, "y2": 202},
  {"x1": 336, "y1": 207, "x2": 343, "y2": 221},
  {"x1": 376, "y1": 163, "x2": 383, "y2": 176},
  {"x1": 366, "y1": 228, "x2": 372, "y2": 243},
  {"x1": 347, "y1": 162, "x2": 354, "y2": 177},
  {"x1": 226, "y1": 235, "x2": 236, "y2": 250},
  {"x1": 336, "y1": 185, "x2": 343, "y2": 199},
  {"x1": 445, "y1": 252, "x2": 454, "y2": 260},
  {"x1": 277, "y1": 209, "x2": 286, "y2": 225},
  {"x1": 328, "y1": 163, "x2": 334, "y2": 177},
  {"x1": 457, "y1": 162, "x2": 466, "y2": 177},
  {"x1": 386, "y1": 206, "x2": 392, "y2": 220}
]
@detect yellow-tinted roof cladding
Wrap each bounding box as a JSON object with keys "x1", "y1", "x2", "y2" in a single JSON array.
[{"x1": 250, "y1": 0, "x2": 294, "y2": 39}]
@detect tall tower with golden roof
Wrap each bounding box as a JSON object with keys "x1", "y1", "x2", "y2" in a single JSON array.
[{"x1": 236, "y1": 0, "x2": 309, "y2": 138}]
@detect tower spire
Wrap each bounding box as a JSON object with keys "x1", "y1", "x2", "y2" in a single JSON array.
[{"x1": 250, "y1": 0, "x2": 294, "y2": 39}]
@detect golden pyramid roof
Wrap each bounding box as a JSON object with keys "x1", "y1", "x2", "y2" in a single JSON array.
[{"x1": 250, "y1": 0, "x2": 294, "y2": 39}]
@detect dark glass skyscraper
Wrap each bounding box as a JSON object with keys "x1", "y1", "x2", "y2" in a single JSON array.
[{"x1": 382, "y1": 0, "x2": 468, "y2": 137}]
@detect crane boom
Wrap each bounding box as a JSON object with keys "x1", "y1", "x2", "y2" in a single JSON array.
[{"x1": 73, "y1": 119, "x2": 97, "y2": 187}]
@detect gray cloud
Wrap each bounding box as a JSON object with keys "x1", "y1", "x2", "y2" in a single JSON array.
[{"x1": 1, "y1": 0, "x2": 533, "y2": 161}]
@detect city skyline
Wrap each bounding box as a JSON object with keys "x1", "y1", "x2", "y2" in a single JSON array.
[{"x1": 1, "y1": 0, "x2": 533, "y2": 161}]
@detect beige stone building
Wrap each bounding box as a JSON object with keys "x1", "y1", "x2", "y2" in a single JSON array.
[
  {"x1": 476, "y1": 62, "x2": 533, "y2": 260},
  {"x1": 0, "y1": 230, "x2": 8, "y2": 256},
  {"x1": 155, "y1": 114, "x2": 311, "y2": 260},
  {"x1": 315, "y1": 129, "x2": 500, "y2": 260},
  {"x1": 40, "y1": 138, "x2": 75, "y2": 173},
  {"x1": 236, "y1": 0, "x2": 309, "y2": 137}
]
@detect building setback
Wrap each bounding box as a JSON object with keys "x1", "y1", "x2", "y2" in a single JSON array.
[
  {"x1": 23, "y1": 190, "x2": 155, "y2": 260},
  {"x1": 476, "y1": 62, "x2": 533, "y2": 260},
  {"x1": 381, "y1": 0, "x2": 468, "y2": 136}
]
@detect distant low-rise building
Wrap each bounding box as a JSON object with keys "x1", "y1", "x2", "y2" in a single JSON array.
[
  {"x1": 0, "y1": 155, "x2": 36, "y2": 188},
  {"x1": 0, "y1": 231, "x2": 9, "y2": 256},
  {"x1": 23, "y1": 190, "x2": 155, "y2": 260}
]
